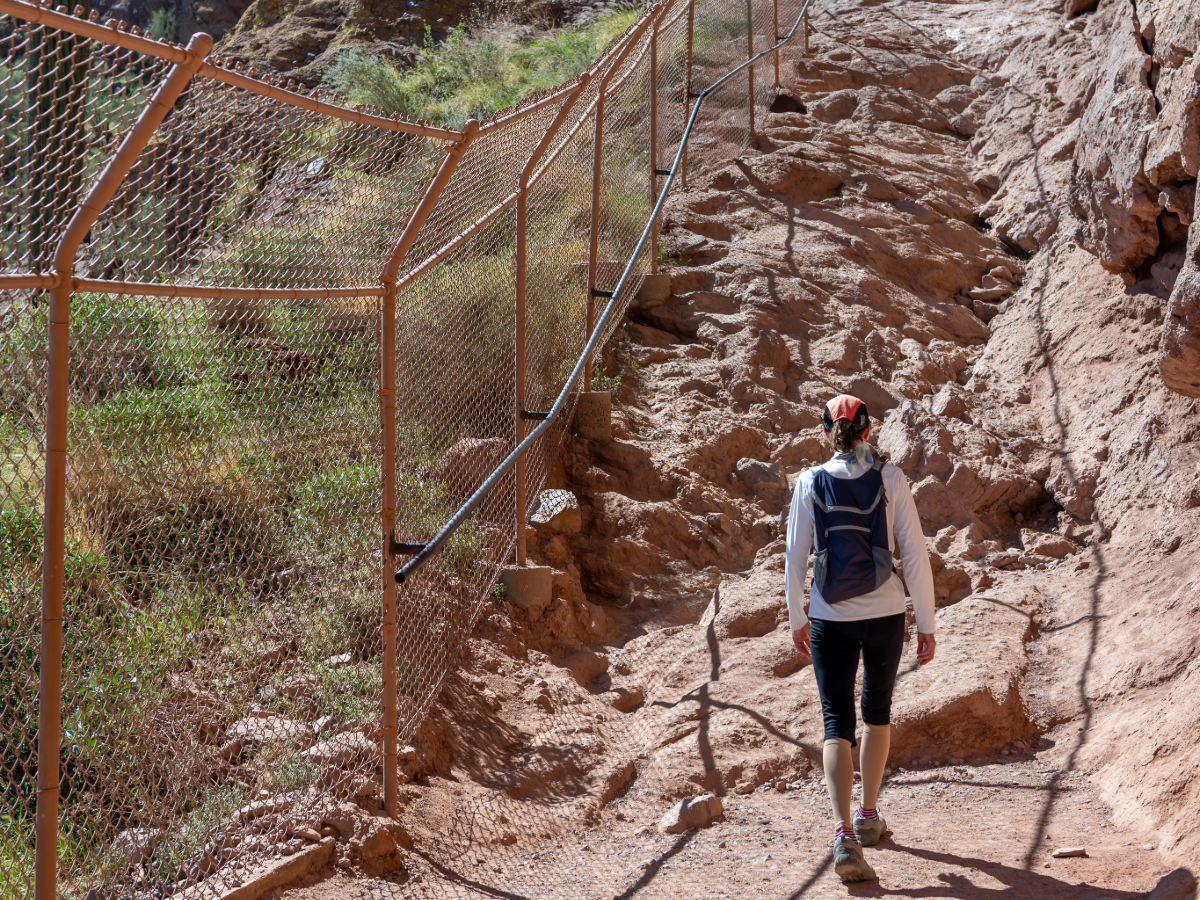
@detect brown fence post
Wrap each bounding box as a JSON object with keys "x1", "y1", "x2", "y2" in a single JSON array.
[
  {"x1": 649, "y1": 16, "x2": 660, "y2": 274},
  {"x1": 34, "y1": 31, "x2": 213, "y2": 900},
  {"x1": 514, "y1": 75, "x2": 592, "y2": 566},
  {"x1": 804, "y1": 3, "x2": 810, "y2": 54},
  {"x1": 773, "y1": 0, "x2": 781, "y2": 87},
  {"x1": 747, "y1": 0, "x2": 756, "y2": 136},
  {"x1": 682, "y1": 0, "x2": 696, "y2": 189},
  {"x1": 585, "y1": 9, "x2": 661, "y2": 391},
  {"x1": 378, "y1": 119, "x2": 479, "y2": 817}
]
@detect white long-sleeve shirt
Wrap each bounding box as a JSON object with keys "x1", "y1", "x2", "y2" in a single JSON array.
[{"x1": 785, "y1": 452, "x2": 936, "y2": 634}]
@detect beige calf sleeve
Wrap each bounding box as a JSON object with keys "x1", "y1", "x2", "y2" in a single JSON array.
[
  {"x1": 859, "y1": 723, "x2": 891, "y2": 810},
  {"x1": 823, "y1": 738, "x2": 854, "y2": 830}
]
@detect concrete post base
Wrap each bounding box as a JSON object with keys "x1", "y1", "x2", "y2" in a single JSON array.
[
  {"x1": 574, "y1": 391, "x2": 611, "y2": 441},
  {"x1": 499, "y1": 565, "x2": 553, "y2": 617},
  {"x1": 637, "y1": 273, "x2": 671, "y2": 304}
]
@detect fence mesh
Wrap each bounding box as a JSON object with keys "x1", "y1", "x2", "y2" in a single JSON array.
[{"x1": 0, "y1": 0, "x2": 811, "y2": 896}]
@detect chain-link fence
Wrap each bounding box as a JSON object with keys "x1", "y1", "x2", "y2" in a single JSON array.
[{"x1": 0, "y1": 0, "x2": 810, "y2": 896}]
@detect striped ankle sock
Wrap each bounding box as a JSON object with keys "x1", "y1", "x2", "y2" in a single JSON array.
[
  {"x1": 835, "y1": 826, "x2": 857, "y2": 844},
  {"x1": 857, "y1": 805, "x2": 878, "y2": 821}
]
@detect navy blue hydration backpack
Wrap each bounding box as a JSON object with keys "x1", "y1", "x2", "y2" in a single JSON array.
[{"x1": 811, "y1": 458, "x2": 895, "y2": 604}]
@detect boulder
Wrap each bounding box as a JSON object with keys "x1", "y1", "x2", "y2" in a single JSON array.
[
  {"x1": 658, "y1": 794, "x2": 725, "y2": 833},
  {"x1": 301, "y1": 730, "x2": 379, "y2": 768},
  {"x1": 1147, "y1": 869, "x2": 1198, "y2": 900},
  {"x1": 558, "y1": 649, "x2": 610, "y2": 687},
  {"x1": 601, "y1": 685, "x2": 645, "y2": 712},
  {"x1": 846, "y1": 376, "x2": 899, "y2": 413},
  {"x1": 442, "y1": 437, "x2": 509, "y2": 497},
  {"x1": 226, "y1": 716, "x2": 314, "y2": 750},
  {"x1": 529, "y1": 489, "x2": 582, "y2": 534},
  {"x1": 735, "y1": 458, "x2": 789, "y2": 508},
  {"x1": 112, "y1": 827, "x2": 163, "y2": 867}
]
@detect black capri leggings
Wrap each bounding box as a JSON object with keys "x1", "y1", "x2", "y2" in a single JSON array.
[{"x1": 810, "y1": 613, "x2": 905, "y2": 746}]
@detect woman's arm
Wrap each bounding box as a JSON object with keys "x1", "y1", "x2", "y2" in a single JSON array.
[
  {"x1": 785, "y1": 471, "x2": 815, "y2": 632},
  {"x1": 888, "y1": 467, "x2": 936, "y2": 637}
]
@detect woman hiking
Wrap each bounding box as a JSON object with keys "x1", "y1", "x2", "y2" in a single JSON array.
[{"x1": 785, "y1": 394, "x2": 936, "y2": 882}]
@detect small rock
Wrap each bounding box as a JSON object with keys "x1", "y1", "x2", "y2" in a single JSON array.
[
  {"x1": 634, "y1": 825, "x2": 650, "y2": 836},
  {"x1": 324, "y1": 652, "x2": 353, "y2": 668},
  {"x1": 603, "y1": 685, "x2": 645, "y2": 713},
  {"x1": 227, "y1": 716, "x2": 314, "y2": 750},
  {"x1": 1052, "y1": 847, "x2": 1087, "y2": 858},
  {"x1": 112, "y1": 828, "x2": 163, "y2": 867},
  {"x1": 279, "y1": 673, "x2": 318, "y2": 701},
  {"x1": 529, "y1": 489, "x2": 582, "y2": 534},
  {"x1": 237, "y1": 792, "x2": 299, "y2": 822},
  {"x1": 302, "y1": 731, "x2": 379, "y2": 768},
  {"x1": 658, "y1": 794, "x2": 724, "y2": 834},
  {"x1": 1144, "y1": 843, "x2": 1156, "y2": 851}
]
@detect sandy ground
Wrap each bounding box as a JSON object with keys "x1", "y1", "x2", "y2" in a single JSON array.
[{"x1": 279, "y1": 735, "x2": 1174, "y2": 899}]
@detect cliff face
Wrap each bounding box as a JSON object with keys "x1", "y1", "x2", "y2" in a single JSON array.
[{"x1": 549, "y1": 0, "x2": 1200, "y2": 869}]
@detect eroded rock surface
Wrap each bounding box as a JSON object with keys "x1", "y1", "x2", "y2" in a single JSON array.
[{"x1": 272, "y1": 0, "x2": 1200, "y2": 894}]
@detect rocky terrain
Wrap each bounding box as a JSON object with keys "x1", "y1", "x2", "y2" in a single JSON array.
[{"x1": 214, "y1": 0, "x2": 1200, "y2": 896}]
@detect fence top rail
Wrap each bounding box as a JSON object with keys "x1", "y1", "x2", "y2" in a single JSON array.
[
  {"x1": 0, "y1": 0, "x2": 465, "y2": 141},
  {"x1": 397, "y1": 0, "x2": 817, "y2": 583}
]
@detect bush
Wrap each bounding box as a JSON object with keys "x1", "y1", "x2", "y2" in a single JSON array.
[
  {"x1": 71, "y1": 293, "x2": 179, "y2": 402},
  {"x1": 147, "y1": 7, "x2": 176, "y2": 42},
  {"x1": 324, "y1": 6, "x2": 643, "y2": 126}
]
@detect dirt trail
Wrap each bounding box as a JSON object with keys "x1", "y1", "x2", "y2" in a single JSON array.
[{"x1": 276, "y1": 0, "x2": 1200, "y2": 896}]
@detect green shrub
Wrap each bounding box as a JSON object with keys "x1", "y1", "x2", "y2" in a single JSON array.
[
  {"x1": 147, "y1": 7, "x2": 176, "y2": 42},
  {"x1": 324, "y1": 6, "x2": 643, "y2": 126},
  {"x1": 70, "y1": 293, "x2": 179, "y2": 402}
]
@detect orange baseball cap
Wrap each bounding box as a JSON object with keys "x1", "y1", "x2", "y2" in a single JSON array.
[{"x1": 823, "y1": 394, "x2": 869, "y2": 432}]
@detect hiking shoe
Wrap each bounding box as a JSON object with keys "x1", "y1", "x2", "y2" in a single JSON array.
[
  {"x1": 833, "y1": 834, "x2": 877, "y2": 882},
  {"x1": 853, "y1": 809, "x2": 888, "y2": 847}
]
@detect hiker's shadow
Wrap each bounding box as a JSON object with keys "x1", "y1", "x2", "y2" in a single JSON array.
[{"x1": 833, "y1": 842, "x2": 1146, "y2": 899}]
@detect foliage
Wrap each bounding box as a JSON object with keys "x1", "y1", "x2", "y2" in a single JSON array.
[
  {"x1": 147, "y1": 8, "x2": 176, "y2": 42},
  {"x1": 324, "y1": 6, "x2": 642, "y2": 126}
]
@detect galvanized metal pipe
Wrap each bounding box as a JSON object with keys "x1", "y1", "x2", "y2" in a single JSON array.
[
  {"x1": 397, "y1": 0, "x2": 816, "y2": 586},
  {"x1": 377, "y1": 118, "x2": 479, "y2": 817},
  {"x1": 35, "y1": 31, "x2": 213, "y2": 900}
]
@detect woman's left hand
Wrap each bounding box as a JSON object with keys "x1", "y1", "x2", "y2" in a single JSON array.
[{"x1": 792, "y1": 623, "x2": 812, "y2": 658}]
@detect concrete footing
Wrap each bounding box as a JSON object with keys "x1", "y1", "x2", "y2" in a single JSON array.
[
  {"x1": 499, "y1": 565, "x2": 553, "y2": 616},
  {"x1": 573, "y1": 391, "x2": 611, "y2": 441},
  {"x1": 637, "y1": 272, "x2": 671, "y2": 304}
]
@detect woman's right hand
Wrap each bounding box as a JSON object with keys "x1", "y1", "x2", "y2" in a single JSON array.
[
  {"x1": 792, "y1": 623, "x2": 812, "y2": 659},
  {"x1": 917, "y1": 632, "x2": 936, "y2": 666}
]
